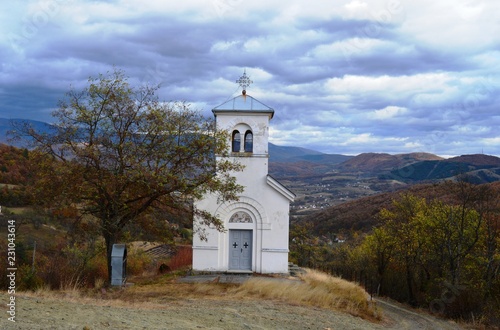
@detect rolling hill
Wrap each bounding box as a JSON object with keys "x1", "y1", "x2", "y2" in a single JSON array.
[
  {"x1": 0, "y1": 118, "x2": 54, "y2": 146},
  {"x1": 336, "y1": 152, "x2": 443, "y2": 174},
  {"x1": 271, "y1": 151, "x2": 500, "y2": 219},
  {"x1": 268, "y1": 143, "x2": 351, "y2": 164},
  {"x1": 387, "y1": 154, "x2": 500, "y2": 183},
  {"x1": 268, "y1": 143, "x2": 324, "y2": 162}
]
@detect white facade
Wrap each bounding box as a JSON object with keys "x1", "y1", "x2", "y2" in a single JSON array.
[{"x1": 193, "y1": 93, "x2": 295, "y2": 274}]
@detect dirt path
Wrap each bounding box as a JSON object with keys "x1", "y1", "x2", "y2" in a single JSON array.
[
  {"x1": 375, "y1": 298, "x2": 462, "y2": 330},
  {"x1": 1, "y1": 293, "x2": 464, "y2": 330}
]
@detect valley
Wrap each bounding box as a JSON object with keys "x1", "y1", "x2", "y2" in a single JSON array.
[
  {"x1": 268, "y1": 143, "x2": 500, "y2": 221},
  {"x1": 277, "y1": 172, "x2": 399, "y2": 219}
]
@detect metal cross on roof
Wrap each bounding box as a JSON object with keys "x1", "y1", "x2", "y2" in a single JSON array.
[{"x1": 236, "y1": 70, "x2": 253, "y2": 93}]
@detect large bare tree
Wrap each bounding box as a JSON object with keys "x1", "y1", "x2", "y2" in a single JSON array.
[{"x1": 13, "y1": 69, "x2": 243, "y2": 283}]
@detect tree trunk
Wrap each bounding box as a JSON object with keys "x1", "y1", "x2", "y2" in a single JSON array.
[
  {"x1": 104, "y1": 232, "x2": 117, "y2": 286},
  {"x1": 406, "y1": 262, "x2": 416, "y2": 306},
  {"x1": 376, "y1": 253, "x2": 387, "y2": 296}
]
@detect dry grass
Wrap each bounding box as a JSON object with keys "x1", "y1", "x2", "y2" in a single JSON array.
[
  {"x1": 18, "y1": 268, "x2": 381, "y2": 321},
  {"x1": 31, "y1": 282, "x2": 83, "y2": 302},
  {"x1": 112, "y1": 268, "x2": 380, "y2": 320},
  {"x1": 233, "y1": 269, "x2": 380, "y2": 320}
]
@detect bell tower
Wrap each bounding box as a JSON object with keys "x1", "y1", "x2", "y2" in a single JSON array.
[{"x1": 212, "y1": 71, "x2": 274, "y2": 181}]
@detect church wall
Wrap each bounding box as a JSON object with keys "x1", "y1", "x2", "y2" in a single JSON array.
[
  {"x1": 192, "y1": 182, "x2": 291, "y2": 274},
  {"x1": 192, "y1": 194, "x2": 225, "y2": 272}
]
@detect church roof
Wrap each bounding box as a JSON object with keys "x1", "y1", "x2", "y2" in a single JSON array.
[{"x1": 212, "y1": 94, "x2": 274, "y2": 118}]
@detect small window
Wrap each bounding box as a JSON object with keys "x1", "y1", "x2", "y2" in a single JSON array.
[
  {"x1": 232, "y1": 130, "x2": 241, "y2": 152},
  {"x1": 244, "y1": 131, "x2": 253, "y2": 152}
]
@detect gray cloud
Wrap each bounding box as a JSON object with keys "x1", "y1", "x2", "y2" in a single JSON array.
[{"x1": 1, "y1": 0, "x2": 499, "y2": 157}]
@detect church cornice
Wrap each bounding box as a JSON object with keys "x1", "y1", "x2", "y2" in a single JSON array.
[{"x1": 266, "y1": 175, "x2": 295, "y2": 202}]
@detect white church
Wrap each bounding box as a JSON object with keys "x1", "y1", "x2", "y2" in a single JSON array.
[{"x1": 192, "y1": 72, "x2": 295, "y2": 274}]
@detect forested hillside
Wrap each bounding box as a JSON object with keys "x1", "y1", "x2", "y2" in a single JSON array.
[
  {"x1": 290, "y1": 180, "x2": 500, "y2": 325},
  {"x1": 0, "y1": 143, "x2": 31, "y2": 206},
  {"x1": 0, "y1": 144, "x2": 30, "y2": 183}
]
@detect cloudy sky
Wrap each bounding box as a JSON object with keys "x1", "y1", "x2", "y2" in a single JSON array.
[{"x1": 1, "y1": 0, "x2": 499, "y2": 157}]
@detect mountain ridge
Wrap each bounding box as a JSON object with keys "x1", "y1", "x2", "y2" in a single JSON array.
[
  {"x1": 0, "y1": 118, "x2": 54, "y2": 146},
  {"x1": 335, "y1": 152, "x2": 444, "y2": 173},
  {"x1": 3, "y1": 117, "x2": 500, "y2": 186}
]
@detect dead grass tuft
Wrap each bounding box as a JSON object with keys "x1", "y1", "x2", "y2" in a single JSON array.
[
  {"x1": 233, "y1": 269, "x2": 380, "y2": 320},
  {"x1": 30, "y1": 283, "x2": 83, "y2": 302}
]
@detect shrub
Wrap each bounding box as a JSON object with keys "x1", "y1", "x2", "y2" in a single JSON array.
[
  {"x1": 26, "y1": 241, "x2": 107, "y2": 290},
  {"x1": 127, "y1": 249, "x2": 154, "y2": 276},
  {"x1": 17, "y1": 264, "x2": 44, "y2": 291}
]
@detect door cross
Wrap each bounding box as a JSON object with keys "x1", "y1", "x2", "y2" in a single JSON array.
[
  {"x1": 243, "y1": 242, "x2": 249, "y2": 248},
  {"x1": 233, "y1": 242, "x2": 238, "y2": 248}
]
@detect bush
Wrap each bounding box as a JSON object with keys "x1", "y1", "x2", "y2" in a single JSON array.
[
  {"x1": 127, "y1": 249, "x2": 154, "y2": 276},
  {"x1": 17, "y1": 264, "x2": 44, "y2": 291},
  {"x1": 22, "y1": 241, "x2": 108, "y2": 290}
]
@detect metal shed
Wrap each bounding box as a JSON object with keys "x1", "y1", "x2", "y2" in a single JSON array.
[{"x1": 111, "y1": 244, "x2": 127, "y2": 286}]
